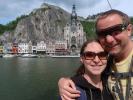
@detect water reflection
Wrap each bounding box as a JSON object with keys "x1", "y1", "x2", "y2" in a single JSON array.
[{"x1": 0, "y1": 57, "x2": 79, "y2": 100}]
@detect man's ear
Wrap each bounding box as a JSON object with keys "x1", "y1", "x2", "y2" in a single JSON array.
[{"x1": 127, "y1": 24, "x2": 132, "y2": 36}]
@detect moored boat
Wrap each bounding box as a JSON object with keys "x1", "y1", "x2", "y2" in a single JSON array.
[
  {"x1": 3, "y1": 54, "x2": 16, "y2": 58},
  {"x1": 21, "y1": 54, "x2": 38, "y2": 58}
]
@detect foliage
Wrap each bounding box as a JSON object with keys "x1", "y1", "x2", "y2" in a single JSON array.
[
  {"x1": 81, "y1": 21, "x2": 96, "y2": 39},
  {"x1": 131, "y1": 18, "x2": 133, "y2": 35},
  {"x1": 0, "y1": 24, "x2": 6, "y2": 35},
  {"x1": 131, "y1": 18, "x2": 133, "y2": 24},
  {"x1": 0, "y1": 15, "x2": 28, "y2": 35}
]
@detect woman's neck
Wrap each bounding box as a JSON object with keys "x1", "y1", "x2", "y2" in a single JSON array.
[{"x1": 83, "y1": 73, "x2": 103, "y2": 90}]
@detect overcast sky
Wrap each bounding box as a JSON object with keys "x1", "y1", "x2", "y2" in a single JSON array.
[{"x1": 0, "y1": 0, "x2": 133, "y2": 25}]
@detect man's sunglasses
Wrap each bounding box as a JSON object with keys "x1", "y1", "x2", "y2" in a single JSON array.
[
  {"x1": 96, "y1": 24, "x2": 128, "y2": 38},
  {"x1": 82, "y1": 51, "x2": 108, "y2": 60}
]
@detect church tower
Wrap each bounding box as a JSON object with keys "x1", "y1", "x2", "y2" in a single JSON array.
[
  {"x1": 64, "y1": 4, "x2": 86, "y2": 54},
  {"x1": 71, "y1": 4, "x2": 77, "y2": 26}
]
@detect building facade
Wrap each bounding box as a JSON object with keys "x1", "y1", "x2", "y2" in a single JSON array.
[{"x1": 64, "y1": 5, "x2": 86, "y2": 54}]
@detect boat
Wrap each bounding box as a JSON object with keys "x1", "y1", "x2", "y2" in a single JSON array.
[
  {"x1": 21, "y1": 54, "x2": 38, "y2": 58},
  {"x1": 51, "y1": 54, "x2": 80, "y2": 58},
  {"x1": 3, "y1": 54, "x2": 16, "y2": 58}
]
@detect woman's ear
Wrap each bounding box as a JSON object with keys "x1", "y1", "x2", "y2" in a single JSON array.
[{"x1": 80, "y1": 57, "x2": 83, "y2": 63}]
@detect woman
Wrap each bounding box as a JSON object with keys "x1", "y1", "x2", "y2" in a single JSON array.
[{"x1": 59, "y1": 39, "x2": 114, "y2": 100}]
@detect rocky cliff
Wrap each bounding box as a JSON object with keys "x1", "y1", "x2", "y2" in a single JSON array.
[{"x1": 13, "y1": 3, "x2": 71, "y2": 43}]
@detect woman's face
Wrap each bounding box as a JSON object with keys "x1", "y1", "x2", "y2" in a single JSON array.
[{"x1": 81, "y1": 42, "x2": 108, "y2": 76}]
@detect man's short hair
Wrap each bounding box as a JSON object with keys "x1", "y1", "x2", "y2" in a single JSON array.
[{"x1": 95, "y1": 9, "x2": 131, "y2": 31}]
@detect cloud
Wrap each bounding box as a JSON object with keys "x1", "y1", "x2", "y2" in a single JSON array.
[
  {"x1": 113, "y1": 0, "x2": 133, "y2": 17},
  {"x1": 0, "y1": 0, "x2": 44, "y2": 24},
  {"x1": 0, "y1": 0, "x2": 133, "y2": 25}
]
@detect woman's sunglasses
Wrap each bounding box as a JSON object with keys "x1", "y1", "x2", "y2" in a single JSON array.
[
  {"x1": 82, "y1": 51, "x2": 108, "y2": 60},
  {"x1": 96, "y1": 24, "x2": 128, "y2": 38}
]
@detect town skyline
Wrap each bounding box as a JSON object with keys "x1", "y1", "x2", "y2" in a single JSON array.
[{"x1": 0, "y1": 4, "x2": 86, "y2": 56}]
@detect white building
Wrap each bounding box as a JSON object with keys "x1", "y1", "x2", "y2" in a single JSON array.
[
  {"x1": 32, "y1": 46, "x2": 37, "y2": 54},
  {"x1": 36, "y1": 41, "x2": 46, "y2": 54},
  {"x1": 28, "y1": 41, "x2": 33, "y2": 54},
  {"x1": 46, "y1": 42, "x2": 55, "y2": 55},
  {"x1": 3, "y1": 43, "x2": 12, "y2": 54},
  {"x1": 64, "y1": 5, "x2": 86, "y2": 53},
  {"x1": 55, "y1": 41, "x2": 68, "y2": 55},
  {"x1": 18, "y1": 43, "x2": 29, "y2": 54}
]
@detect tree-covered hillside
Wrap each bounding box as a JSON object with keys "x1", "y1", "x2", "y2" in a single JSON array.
[
  {"x1": 81, "y1": 21, "x2": 96, "y2": 39},
  {"x1": 0, "y1": 15, "x2": 28, "y2": 35},
  {"x1": 0, "y1": 16, "x2": 133, "y2": 37},
  {"x1": 131, "y1": 18, "x2": 133, "y2": 23},
  {"x1": 0, "y1": 24, "x2": 6, "y2": 35}
]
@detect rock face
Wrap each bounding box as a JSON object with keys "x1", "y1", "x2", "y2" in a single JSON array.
[{"x1": 13, "y1": 3, "x2": 71, "y2": 43}]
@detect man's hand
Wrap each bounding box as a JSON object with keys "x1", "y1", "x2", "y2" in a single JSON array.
[{"x1": 58, "y1": 77, "x2": 80, "y2": 100}]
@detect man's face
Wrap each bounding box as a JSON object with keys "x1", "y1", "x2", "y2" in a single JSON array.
[{"x1": 96, "y1": 14, "x2": 131, "y2": 56}]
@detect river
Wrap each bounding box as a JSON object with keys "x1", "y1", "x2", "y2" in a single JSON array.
[{"x1": 0, "y1": 57, "x2": 80, "y2": 100}]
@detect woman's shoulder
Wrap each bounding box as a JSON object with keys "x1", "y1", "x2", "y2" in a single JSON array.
[{"x1": 76, "y1": 86, "x2": 87, "y2": 100}]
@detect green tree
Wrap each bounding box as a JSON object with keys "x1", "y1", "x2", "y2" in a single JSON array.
[
  {"x1": 0, "y1": 24, "x2": 6, "y2": 35},
  {"x1": 131, "y1": 18, "x2": 133, "y2": 24},
  {"x1": 0, "y1": 15, "x2": 28, "y2": 35},
  {"x1": 81, "y1": 21, "x2": 96, "y2": 39}
]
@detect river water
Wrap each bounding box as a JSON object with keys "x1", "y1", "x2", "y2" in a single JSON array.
[{"x1": 0, "y1": 57, "x2": 80, "y2": 100}]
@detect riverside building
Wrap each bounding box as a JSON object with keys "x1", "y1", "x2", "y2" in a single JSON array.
[{"x1": 64, "y1": 5, "x2": 86, "y2": 55}]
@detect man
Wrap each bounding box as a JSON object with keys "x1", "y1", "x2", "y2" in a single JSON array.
[{"x1": 58, "y1": 9, "x2": 133, "y2": 100}]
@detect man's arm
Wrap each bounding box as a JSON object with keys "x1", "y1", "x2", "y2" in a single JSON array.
[{"x1": 58, "y1": 77, "x2": 80, "y2": 100}]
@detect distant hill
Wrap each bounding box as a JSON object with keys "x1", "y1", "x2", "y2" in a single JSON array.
[
  {"x1": 0, "y1": 3, "x2": 71, "y2": 43},
  {"x1": 14, "y1": 3, "x2": 72, "y2": 43},
  {"x1": 0, "y1": 3, "x2": 133, "y2": 43}
]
